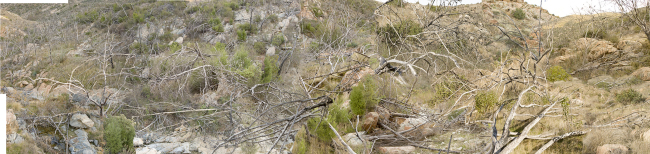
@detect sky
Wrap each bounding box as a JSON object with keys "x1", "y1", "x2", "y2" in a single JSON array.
[{"x1": 375, "y1": 0, "x2": 619, "y2": 17}]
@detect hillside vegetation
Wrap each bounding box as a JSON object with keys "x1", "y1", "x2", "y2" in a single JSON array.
[{"x1": 1, "y1": 0, "x2": 650, "y2": 153}]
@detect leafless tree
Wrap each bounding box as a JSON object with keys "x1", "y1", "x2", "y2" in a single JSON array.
[{"x1": 610, "y1": 0, "x2": 650, "y2": 42}]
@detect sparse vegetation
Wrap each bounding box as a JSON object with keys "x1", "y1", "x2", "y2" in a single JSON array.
[
  {"x1": 378, "y1": 20, "x2": 422, "y2": 43},
  {"x1": 616, "y1": 89, "x2": 645, "y2": 104},
  {"x1": 254, "y1": 42, "x2": 266, "y2": 55},
  {"x1": 475, "y1": 91, "x2": 497, "y2": 115},
  {"x1": 511, "y1": 8, "x2": 526, "y2": 20},
  {"x1": 271, "y1": 34, "x2": 285, "y2": 46}
]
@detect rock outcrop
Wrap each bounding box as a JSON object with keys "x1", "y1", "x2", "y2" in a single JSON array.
[
  {"x1": 377, "y1": 146, "x2": 416, "y2": 154},
  {"x1": 70, "y1": 113, "x2": 95, "y2": 129},
  {"x1": 362, "y1": 112, "x2": 379, "y2": 132},
  {"x1": 69, "y1": 129, "x2": 97, "y2": 154},
  {"x1": 596, "y1": 144, "x2": 628, "y2": 154},
  {"x1": 632, "y1": 67, "x2": 650, "y2": 81}
]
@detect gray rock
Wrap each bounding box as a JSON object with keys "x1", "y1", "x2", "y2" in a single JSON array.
[
  {"x1": 136, "y1": 147, "x2": 161, "y2": 154},
  {"x1": 72, "y1": 93, "x2": 89, "y2": 103},
  {"x1": 171, "y1": 28, "x2": 185, "y2": 36},
  {"x1": 134, "y1": 138, "x2": 144, "y2": 146},
  {"x1": 175, "y1": 37, "x2": 184, "y2": 44},
  {"x1": 342, "y1": 132, "x2": 366, "y2": 147},
  {"x1": 146, "y1": 142, "x2": 191, "y2": 153},
  {"x1": 69, "y1": 129, "x2": 96, "y2": 154},
  {"x1": 70, "y1": 114, "x2": 95, "y2": 128},
  {"x1": 266, "y1": 47, "x2": 276, "y2": 56},
  {"x1": 7, "y1": 132, "x2": 24, "y2": 144}
]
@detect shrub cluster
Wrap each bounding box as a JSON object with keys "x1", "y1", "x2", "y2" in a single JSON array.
[
  {"x1": 271, "y1": 35, "x2": 285, "y2": 47},
  {"x1": 547, "y1": 66, "x2": 570, "y2": 82},
  {"x1": 616, "y1": 89, "x2": 645, "y2": 104},
  {"x1": 378, "y1": 20, "x2": 422, "y2": 43},
  {"x1": 254, "y1": 42, "x2": 267, "y2": 55},
  {"x1": 511, "y1": 8, "x2": 526, "y2": 20},
  {"x1": 261, "y1": 56, "x2": 279, "y2": 83},
  {"x1": 475, "y1": 91, "x2": 497, "y2": 115},
  {"x1": 350, "y1": 76, "x2": 378, "y2": 116},
  {"x1": 104, "y1": 115, "x2": 135, "y2": 154}
]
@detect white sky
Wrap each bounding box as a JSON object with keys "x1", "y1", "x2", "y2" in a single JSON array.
[{"x1": 375, "y1": 0, "x2": 620, "y2": 17}]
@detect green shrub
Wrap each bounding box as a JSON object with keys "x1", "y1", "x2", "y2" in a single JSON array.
[
  {"x1": 350, "y1": 76, "x2": 378, "y2": 116},
  {"x1": 233, "y1": 47, "x2": 252, "y2": 69},
  {"x1": 261, "y1": 56, "x2": 279, "y2": 83},
  {"x1": 300, "y1": 20, "x2": 321, "y2": 37},
  {"x1": 132, "y1": 12, "x2": 145, "y2": 24},
  {"x1": 547, "y1": 66, "x2": 570, "y2": 82},
  {"x1": 475, "y1": 91, "x2": 497, "y2": 115},
  {"x1": 212, "y1": 24, "x2": 224, "y2": 32},
  {"x1": 237, "y1": 30, "x2": 247, "y2": 41},
  {"x1": 616, "y1": 89, "x2": 645, "y2": 104},
  {"x1": 159, "y1": 31, "x2": 174, "y2": 42},
  {"x1": 130, "y1": 42, "x2": 148, "y2": 54},
  {"x1": 311, "y1": 7, "x2": 324, "y2": 17},
  {"x1": 221, "y1": 7, "x2": 234, "y2": 23},
  {"x1": 76, "y1": 10, "x2": 99, "y2": 24},
  {"x1": 271, "y1": 35, "x2": 285, "y2": 46},
  {"x1": 293, "y1": 129, "x2": 309, "y2": 154},
  {"x1": 224, "y1": 2, "x2": 240, "y2": 10},
  {"x1": 511, "y1": 8, "x2": 526, "y2": 20},
  {"x1": 208, "y1": 18, "x2": 224, "y2": 32},
  {"x1": 254, "y1": 15, "x2": 262, "y2": 23},
  {"x1": 267, "y1": 14, "x2": 278, "y2": 23},
  {"x1": 388, "y1": 0, "x2": 404, "y2": 7},
  {"x1": 306, "y1": 101, "x2": 351, "y2": 143},
  {"x1": 238, "y1": 23, "x2": 257, "y2": 34},
  {"x1": 104, "y1": 115, "x2": 135, "y2": 154},
  {"x1": 218, "y1": 49, "x2": 228, "y2": 66},
  {"x1": 346, "y1": 42, "x2": 358, "y2": 48},
  {"x1": 215, "y1": 42, "x2": 226, "y2": 52},
  {"x1": 189, "y1": 71, "x2": 218, "y2": 94},
  {"x1": 169, "y1": 42, "x2": 181, "y2": 53},
  {"x1": 585, "y1": 30, "x2": 607, "y2": 39},
  {"x1": 378, "y1": 20, "x2": 422, "y2": 43},
  {"x1": 253, "y1": 42, "x2": 266, "y2": 55},
  {"x1": 185, "y1": 6, "x2": 200, "y2": 14}
]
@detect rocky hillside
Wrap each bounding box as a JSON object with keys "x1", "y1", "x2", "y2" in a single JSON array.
[{"x1": 1, "y1": 0, "x2": 650, "y2": 154}]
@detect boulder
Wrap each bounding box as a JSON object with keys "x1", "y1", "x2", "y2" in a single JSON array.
[
  {"x1": 362, "y1": 112, "x2": 379, "y2": 132},
  {"x1": 16, "y1": 80, "x2": 29, "y2": 88},
  {"x1": 36, "y1": 83, "x2": 52, "y2": 95},
  {"x1": 340, "y1": 67, "x2": 375, "y2": 90},
  {"x1": 146, "y1": 142, "x2": 190, "y2": 153},
  {"x1": 2, "y1": 87, "x2": 18, "y2": 96},
  {"x1": 596, "y1": 144, "x2": 628, "y2": 154},
  {"x1": 136, "y1": 147, "x2": 161, "y2": 154},
  {"x1": 266, "y1": 46, "x2": 276, "y2": 56},
  {"x1": 7, "y1": 132, "x2": 24, "y2": 144},
  {"x1": 643, "y1": 129, "x2": 650, "y2": 142},
  {"x1": 632, "y1": 67, "x2": 650, "y2": 81},
  {"x1": 134, "y1": 138, "x2": 144, "y2": 146},
  {"x1": 398, "y1": 117, "x2": 427, "y2": 131},
  {"x1": 174, "y1": 37, "x2": 183, "y2": 44},
  {"x1": 7, "y1": 109, "x2": 18, "y2": 134},
  {"x1": 70, "y1": 114, "x2": 95, "y2": 128},
  {"x1": 377, "y1": 146, "x2": 416, "y2": 154},
  {"x1": 342, "y1": 132, "x2": 366, "y2": 147},
  {"x1": 617, "y1": 40, "x2": 642, "y2": 52},
  {"x1": 69, "y1": 129, "x2": 97, "y2": 154},
  {"x1": 575, "y1": 38, "x2": 617, "y2": 60}
]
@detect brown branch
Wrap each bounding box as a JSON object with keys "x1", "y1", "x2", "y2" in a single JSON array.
[{"x1": 534, "y1": 131, "x2": 586, "y2": 154}]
